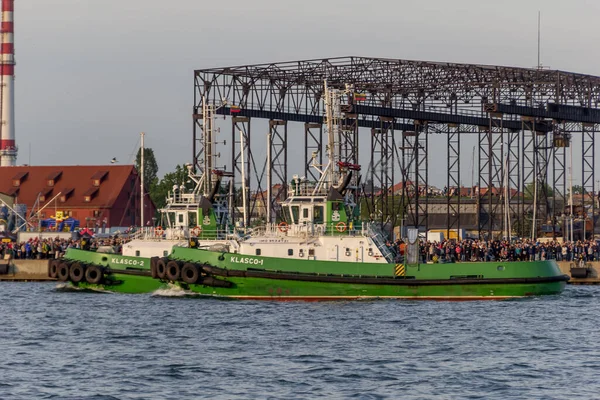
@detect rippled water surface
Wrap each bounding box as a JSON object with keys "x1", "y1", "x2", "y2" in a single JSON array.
[{"x1": 2, "y1": 283, "x2": 600, "y2": 399}]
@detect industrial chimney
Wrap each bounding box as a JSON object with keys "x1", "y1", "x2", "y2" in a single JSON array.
[{"x1": 0, "y1": 0, "x2": 16, "y2": 166}]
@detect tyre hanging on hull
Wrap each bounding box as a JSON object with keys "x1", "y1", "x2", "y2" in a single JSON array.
[
  {"x1": 156, "y1": 258, "x2": 167, "y2": 279},
  {"x1": 85, "y1": 265, "x2": 104, "y2": 285},
  {"x1": 69, "y1": 262, "x2": 86, "y2": 283},
  {"x1": 150, "y1": 257, "x2": 159, "y2": 279},
  {"x1": 181, "y1": 263, "x2": 200, "y2": 284},
  {"x1": 202, "y1": 276, "x2": 233, "y2": 288},
  {"x1": 48, "y1": 259, "x2": 59, "y2": 279},
  {"x1": 166, "y1": 260, "x2": 181, "y2": 281},
  {"x1": 57, "y1": 262, "x2": 70, "y2": 282}
]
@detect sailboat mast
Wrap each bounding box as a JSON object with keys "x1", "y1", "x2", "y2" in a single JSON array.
[{"x1": 140, "y1": 131, "x2": 145, "y2": 228}]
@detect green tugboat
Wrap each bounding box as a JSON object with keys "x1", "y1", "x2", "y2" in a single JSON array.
[{"x1": 51, "y1": 82, "x2": 568, "y2": 299}]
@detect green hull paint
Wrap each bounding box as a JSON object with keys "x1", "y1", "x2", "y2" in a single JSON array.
[
  {"x1": 64, "y1": 248, "x2": 151, "y2": 271},
  {"x1": 73, "y1": 273, "x2": 163, "y2": 294},
  {"x1": 179, "y1": 276, "x2": 566, "y2": 300},
  {"x1": 168, "y1": 247, "x2": 564, "y2": 280},
  {"x1": 61, "y1": 248, "x2": 159, "y2": 294},
  {"x1": 165, "y1": 248, "x2": 567, "y2": 300},
  {"x1": 57, "y1": 247, "x2": 569, "y2": 299}
]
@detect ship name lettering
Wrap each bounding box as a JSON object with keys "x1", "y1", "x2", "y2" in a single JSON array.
[
  {"x1": 230, "y1": 256, "x2": 264, "y2": 265},
  {"x1": 110, "y1": 257, "x2": 142, "y2": 266}
]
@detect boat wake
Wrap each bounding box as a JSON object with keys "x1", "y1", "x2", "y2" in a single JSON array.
[
  {"x1": 54, "y1": 283, "x2": 111, "y2": 294},
  {"x1": 151, "y1": 283, "x2": 198, "y2": 298},
  {"x1": 151, "y1": 283, "x2": 233, "y2": 300}
]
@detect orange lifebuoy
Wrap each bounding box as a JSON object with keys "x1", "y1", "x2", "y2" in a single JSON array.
[
  {"x1": 154, "y1": 226, "x2": 164, "y2": 236},
  {"x1": 336, "y1": 222, "x2": 347, "y2": 232},
  {"x1": 191, "y1": 226, "x2": 202, "y2": 236},
  {"x1": 278, "y1": 222, "x2": 289, "y2": 232}
]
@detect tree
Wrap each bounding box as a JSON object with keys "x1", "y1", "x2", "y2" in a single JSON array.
[
  {"x1": 135, "y1": 148, "x2": 159, "y2": 191},
  {"x1": 151, "y1": 164, "x2": 193, "y2": 210},
  {"x1": 568, "y1": 185, "x2": 586, "y2": 195},
  {"x1": 524, "y1": 181, "x2": 554, "y2": 200}
]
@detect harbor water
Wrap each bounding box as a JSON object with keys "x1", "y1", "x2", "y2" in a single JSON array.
[{"x1": 1, "y1": 283, "x2": 600, "y2": 399}]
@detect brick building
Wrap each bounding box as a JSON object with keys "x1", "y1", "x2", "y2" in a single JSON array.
[{"x1": 0, "y1": 165, "x2": 155, "y2": 229}]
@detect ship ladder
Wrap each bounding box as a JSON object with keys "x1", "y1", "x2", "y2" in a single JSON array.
[{"x1": 367, "y1": 225, "x2": 395, "y2": 263}]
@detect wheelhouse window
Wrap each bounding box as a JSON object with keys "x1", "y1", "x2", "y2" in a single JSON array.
[
  {"x1": 290, "y1": 206, "x2": 299, "y2": 224},
  {"x1": 314, "y1": 206, "x2": 324, "y2": 224},
  {"x1": 256, "y1": 249, "x2": 261, "y2": 256},
  {"x1": 288, "y1": 249, "x2": 294, "y2": 256}
]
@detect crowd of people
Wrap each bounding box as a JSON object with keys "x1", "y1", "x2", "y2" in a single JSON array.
[
  {"x1": 2, "y1": 234, "x2": 600, "y2": 265},
  {"x1": 404, "y1": 238, "x2": 600, "y2": 263},
  {"x1": 0, "y1": 236, "x2": 129, "y2": 260}
]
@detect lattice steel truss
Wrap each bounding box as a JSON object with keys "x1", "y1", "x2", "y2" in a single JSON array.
[{"x1": 194, "y1": 56, "x2": 600, "y2": 239}]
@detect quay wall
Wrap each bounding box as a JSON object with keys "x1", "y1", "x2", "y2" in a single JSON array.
[{"x1": 2, "y1": 259, "x2": 49, "y2": 281}]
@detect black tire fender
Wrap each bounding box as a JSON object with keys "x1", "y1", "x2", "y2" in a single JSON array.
[
  {"x1": 166, "y1": 260, "x2": 181, "y2": 281},
  {"x1": 156, "y1": 258, "x2": 167, "y2": 279},
  {"x1": 85, "y1": 265, "x2": 104, "y2": 285},
  {"x1": 57, "y1": 262, "x2": 70, "y2": 282},
  {"x1": 150, "y1": 257, "x2": 159, "y2": 279},
  {"x1": 69, "y1": 262, "x2": 85, "y2": 283},
  {"x1": 48, "y1": 259, "x2": 60, "y2": 279},
  {"x1": 181, "y1": 263, "x2": 199, "y2": 284}
]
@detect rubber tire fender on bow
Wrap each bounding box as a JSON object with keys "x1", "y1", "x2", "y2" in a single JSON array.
[
  {"x1": 48, "y1": 259, "x2": 59, "y2": 279},
  {"x1": 166, "y1": 260, "x2": 181, "y2": 281},
  {"x1": 181, "y1": 263, "x2": 200, "y2": 284},
  {"x1": 57, "y1": 262, "x2": 70, "y2": 282},
  {"x1": 85, "y1": 265, "x2": 104, "y2": 285},
  {"x1": 69, "y1": 262, "x2": 86, "y2": 283},
  {"x1": 156, "y1": 258, "x2": 167, "y2": 279}
]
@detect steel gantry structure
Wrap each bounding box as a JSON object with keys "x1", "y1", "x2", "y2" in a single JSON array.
[{"x1": 193, "y1": 56, "x2": 600, "y2": 240}]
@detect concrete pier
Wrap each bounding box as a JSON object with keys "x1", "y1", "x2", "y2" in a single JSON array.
[{"x1": 1, "y1": 259, "x2": 51, "y2": 281}]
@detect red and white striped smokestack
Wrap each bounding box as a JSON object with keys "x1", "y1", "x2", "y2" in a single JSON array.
[{"x1": 0, "y1": 0, "x2": 16, "y2": 166}]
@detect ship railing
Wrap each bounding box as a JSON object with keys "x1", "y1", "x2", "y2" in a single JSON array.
[
  {"x1": 289, "y1": 186, "x2": 330, "y2": 197},
  {"x1": 255, "y1": 222, "x2": 372, "y2": 238},
  {"x1": 131, "y1": 226, "x2": 234, "y2": 241},
  {"x1": 165, "y1": 192, "x2": 201, "y2": 206}
]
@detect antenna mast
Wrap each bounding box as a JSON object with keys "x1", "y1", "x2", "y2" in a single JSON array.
[
  {"x1": 537, "y1": 11, "x2": 541, "y2": 69},
  {"x1": 140, "y1": 131, "x2": 145, "y2": 228}
]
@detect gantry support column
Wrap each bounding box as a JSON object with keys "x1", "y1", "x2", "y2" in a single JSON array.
[
  {"x1": 534, "y1": 127, "x2": 551, "y2": 239},
  {"x1": 304, "y1": 122, "x2": 323, "y2": 182},
  {"x1": 582, "y1": 122, "x2": 596, "y2": 239},
  {"x1": 231, "y1": 116, "x2": 251, "y2": 227},
  {"x1": 340, "y1": 114, "x2": 359, "y2": 180},
  {"x1": 446, "y1": 123, "x2": 460, "y2": 235},
  {"x1": 506, "y1": 129, "x2": 520, "y2": 236},
  {"x1": 401, "y1": 121, "x2": 428, "y2": 231},
  {"x1": 520, "y1": 118, "x2": 536, "y2": 238},
  {"x1": 268, "y1": 120, "x2": 288, "y2": 223},
  {"x1": 551, "y1": 122, "x2": 568, "y2": 239},
  {"x1": 369, "y1": 117, "x2": 395, "y2": 226},
  {"x1": 478, "y1": 113, "x2": 504, "y2": 239}
]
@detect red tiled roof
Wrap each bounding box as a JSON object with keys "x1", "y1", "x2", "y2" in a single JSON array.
[
  {"x1": 46, "y1": 171, "x2": 62, "y2": 181},
  {"x1": 0, "y1": 165, "x2": 137, "y2": 208}
]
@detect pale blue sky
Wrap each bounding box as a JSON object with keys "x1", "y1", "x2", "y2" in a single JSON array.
[{"x1": 14, "y1": 0, "x2": 600, "y2": 186}]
